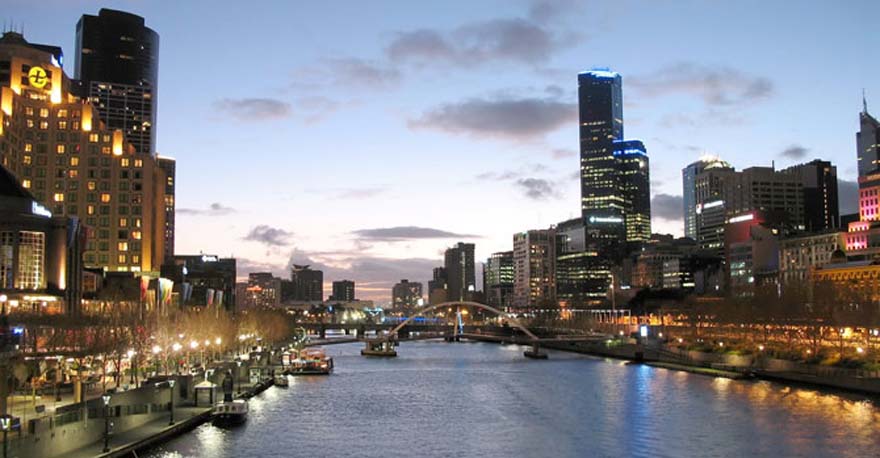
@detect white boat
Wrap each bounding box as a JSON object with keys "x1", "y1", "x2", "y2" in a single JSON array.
[
  {"x1": 212, "y1": 399, "x2": 248, "y2": 426},
  {"x1": 274, "y1": 375, "x2": 289, "y2": 387}
]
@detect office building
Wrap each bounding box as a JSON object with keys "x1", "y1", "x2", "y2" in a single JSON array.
[
  {"x1": 160, "y1": 254, "x2": 236, "y2": 311},
  {"x1": 330, "y1": 280, "x2": 355, "y2": 301},
  {"x1": 578, "y1": 69, "x2": 651, "y2": 261},
  {"x1": 857, "y1": 96, "x2": 880, "y2": 177},
  {"x1": 513, "y1": 228, "x2": 556, "y2": 310},
  {"x1": 74, "y1": 9, "x2": 159, "y2": 156},
  {"x1": 781, "y1": 159, "x2": 839, "y2": 231},
  {"x1": 682, "y1": 156, "x2": 733, "y2": 239},
  {"x1": 1, "y1": 164, "x2": 85, "y2": 314},
  {"x1": 392, "y1": 279, "x2": 422, "y2": 312},
  {"x1": 0, "y1": 31, "x2": 168, "y2": 273},
  {"x1": 483, "y1": 251, "x2": 514, "y2": 311},
  {"x1": 290, "y1": 264, "x2": 323, "y2": 301},
  {"x1": 779, "y1": 231, "x2": 845, "y2": 284},
  {"x1": 244, "y1": 272, "x2": 281, "y2": 308},
  {"x1": 444, "y1": 242, "x2": 475, "y2": 302},
  {"x1": 428, "y1": 267, "x2": 447, "y2": 304},
  {"x1": 555, "y1": 218, "x2": 610, "y2": 307},
  {"x1": 157, "y1": 156, "x2": 175, "y2": 258}
]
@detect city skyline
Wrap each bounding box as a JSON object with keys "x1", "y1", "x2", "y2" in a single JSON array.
[{"x1": 7, "y1": 0, "x2": 878, "y2": 303}]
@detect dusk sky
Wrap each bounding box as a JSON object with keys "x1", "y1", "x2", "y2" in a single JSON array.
[{"x1": 10, "y1": 0, "x2": 879, "y2": 303}]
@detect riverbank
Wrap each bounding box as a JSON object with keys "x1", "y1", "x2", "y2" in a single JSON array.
[{"x1": 465, "y1": 336, "x2": 880, "y2": 396}]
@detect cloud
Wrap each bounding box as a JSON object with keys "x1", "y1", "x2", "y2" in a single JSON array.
[
  {"x1": 387, "y1": 17, "x2": 578, "y2": 67},
  {"x1": 214, "y1": 98, "x2": 291, "y2": 120},
  {"x1": 243, "y1": 225, "x2": 294, "y2": 247},
  {"x1": 177, "y1": 202, "x2": 236, "y2": 216},
  {"x1": 839, "y1": 179, "x2": 858, "y2": 215},
  {"x1": 516, "y1": 178, "x2": 560, "y2": 200},
  {"x1": 528, "y1": 0, "x2": 584, "y2": 23},
  {"x1": 296, "y1": 58, "x2": 402, "y2": 90},
  {"x1": 305, "y1": 186, "x2": 388, "y2": 200},
  {"x1": 551, "y1": 148, "x2": 577, "y2": 159},
  {"x1": 352, "y1": 226, "x2": 479, "y2": 241},
  {"x1": 780, "y1": 144, "x2": 809, "y2": 160},
  {"x1": 409, "y1": 95, "x2": 576, "y2": 140},
  {"x1": 629, "y1": 62, "x2": 773, "y2": 106},
  {"x1": 652, "y1": 194, "x2": 683, "y2": 221}
]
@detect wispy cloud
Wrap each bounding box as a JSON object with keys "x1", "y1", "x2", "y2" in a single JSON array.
[
  {"x1": 409, "y1": 94, "x2": 576, "y2": 140},
  {"x1": 652, "y1": 194, "x2": 683, "y2": 221},
  {"x1": 516, "y1": 178, "x2": 560, "y2": 200},
  {"x1": 780, "y1": 144, "x2": 809, "y2": 160},
  {"x1": 352, "y1": 226, "x2": 479, "y2": 241},
  {"x1": 177, "y1": 202, "x2": 236, "y2": 216},
  {"x1": 214, "y1": 98, "x2": 291, "y2": 121},
  {"x1": 630, "y1": 62, "x2": 773, "y2": 106},
  {"x1": 243, "y1": 225, "x2": 294, "y2": 247}
]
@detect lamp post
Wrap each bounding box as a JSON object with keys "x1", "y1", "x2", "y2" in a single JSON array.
[
  {"x1": 168, "y1": 379, "x2": 176, "y2": 425},
  {"x1": 102, "y1": 394, "x2": 111, "y2": 453},
  {"x1": 172, "y1": 343, "x2": 182, "y2": 374},
  {"x1": 1, "y1": 416, "x2": 10, "y2": 458},
  {"x1": 235, "y1": 360, "x2": 242, "y2": 395},
  {"x1": 127, "y1": 349, "x2": 136, "y2": 385}
]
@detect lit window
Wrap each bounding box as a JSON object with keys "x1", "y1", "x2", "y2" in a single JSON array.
[
  {"x1": 39, "y1": 108, "x2": 49, "y2": 118},
  {"x1": 87, "y1": 205, "x2": 95, "y2": 215},
  {"x1": 53, "y1": 193, "x2": 64, "y2": 202},
  {"x1": 22, "y1": 180, "x2": 31, "y2": 188},
  {"x1": 118, "y1": 254, "x2": 127, "y2": 264},
  {"x1": 22, "y1": 155, "x2": 31, "y2": 165},
  {"x1": 117, "y1": 242, "x2": 128, "y2": 252},
  {"x1": 134, "y1": 159, "x2": 143, "y2": 168},
  {"x1": 87, "y1": 181, "x2": 96, "y2": 191},
  {"x1": 132, "y1": 230, "x2": 142, "y2": 240},
  {"x1": 24, "y1": 143, "x2": 32, "y2": 152},
  {"x1": 101, "y1": 193, "x2": 111, "y2": 203},
  {"x1": 119, "y1": 218, "x2": 128, "y2": 227},
  {"x1": 56, "y1": 144, "x2": 65, "y2": 154},
  {"x1": 89, "y1": 133, "x2": 99, "y2": 143},
  {"x1": 70, "y1": 157, "x2": 79, "y2": 166},
  {"x1": 121, "y1": 158, "x2": 130, "y2": 167}
]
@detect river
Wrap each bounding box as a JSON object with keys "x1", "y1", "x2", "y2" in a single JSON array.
[{"x1": 143, "y1": 341, "x2": 880, "y2": 458}]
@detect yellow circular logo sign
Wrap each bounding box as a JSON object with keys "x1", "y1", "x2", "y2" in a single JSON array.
[{"x1": 27, "y1": 67, "x2": 49, "y2": 89}]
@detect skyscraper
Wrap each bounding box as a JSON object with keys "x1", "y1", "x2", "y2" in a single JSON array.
[
  {"x1": 290, "y1": 264, "x2": 323, "y2": 301},
  {"x1": 578, "y1": 69, "x2": 650, "y2": 261},
  {"x1": 682, "y1": 156, "x2": 733, "y2": 240},
  {"x1": 444, "y1": 242, "x2": 475, "y2": 302},
  {"x1": 781, "y1": 159, "x2": 839, "y2": 231},
  {"x1": 75, "y1": 9, "x2": 159, "y2": 156},
  {"x1": 857, "y1": 96, "x2": 880, "y2": 177},
  {"x1": 157, "y1": 156, "x2": 175, "y2": 258},
  {"x1": 555, "y1": 218, "x2": 610, "y2": 308},
  {"x1": 392, "y1": 279, "x2": 422, "y2": 311},
  {"x1": 513, "y1": 229, "x2": 556, "y2": 310},
  {"x1": 330, "y1": 280, "x2": 355, "y2": 301},
  {"x1": 483, "y1": 251, "x2": 514, "y2": 310}
]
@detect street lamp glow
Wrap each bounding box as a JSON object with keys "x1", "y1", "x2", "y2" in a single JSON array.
[
  {"x1": 758, "y1": 345, "x2": 765, "y2": 351},
  {"x1": 152, "y1": 345, "x2": 162, "y2": 354},
  {"x1": 857, "y1": 347, "x2": 865, "y2": 354},
  {"x1": 172, "y1": 343, "x2": 182, "y2": 352},
  {"x1": 126, "y1": 349, "x2": 135, "y2": 359},
  {"x1": 190, "y1": 340, "x2": 199, "y2": 350},
  {"x1": 215, "y1": 337, "x2": 222, "y2": 345}
]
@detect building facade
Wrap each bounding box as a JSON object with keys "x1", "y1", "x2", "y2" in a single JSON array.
[
  {"x1": 682, "y1": 156, "x2": 733, "y2": 240},
  {"x1": 779, "y1": 231, "x2": 845, "y2": 284},
  {"x1": 483, "y1": 251, "x2": 513, "y2": 311},
  {"x1": 781, "y1": 159, "x2": 839, "y2": 232},
  {"x1": 444, "y1": 242, "x2": 475, "y2": 302},
  {"x1": 513, "y1": 228, "x2": 556, "y2": 310},
  {"x1": 555, "y1": 218, "x2": 609, "y2": 307},
  {"x1": 160, "y1": 254, "x2": 236, "y2": 311},
  {"x1": 243, "y1": 272, "x2": 281, "y2": 308},
  {"x1": 290, "y1": 264, "x2": 323, "y2": 301},
  {"x1": 391, "y1": 279, "x2": 422, "y2": 312},
  {"x1": 0, "y1": 31, "x2": 167, "y2": 274},
  {"x1": 330, "y1": 280, "x2": 355, "y2": 301}
]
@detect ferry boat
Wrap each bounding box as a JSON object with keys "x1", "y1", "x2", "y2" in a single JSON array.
[
  {"x1": 287, "y1": 348, "x2": 334, "y2": 375},
  {"x1": 274, "y1": 374, "x2": 289, "y2": 387},
  {"x1": 212, "y1": 399, "x2": 249, "y2": 426}
]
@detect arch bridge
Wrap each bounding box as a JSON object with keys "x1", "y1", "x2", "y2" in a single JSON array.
[{"x1": 361, "y1": 301, "x2": 546, "y2": 359}]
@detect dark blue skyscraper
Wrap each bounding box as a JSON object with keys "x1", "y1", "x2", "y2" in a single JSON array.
[{"x1": 578, "y1": 70, "x2": 650, "y2": 262}]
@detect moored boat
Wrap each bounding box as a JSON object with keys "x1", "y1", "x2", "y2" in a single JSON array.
[
  {"x1": 287, "y1": 348, "x2": 334, "y2": 375},
  {"x1": 274, "y1": 374, "x2": 289, "y2": 387},
  {"x1": 212, "y1": 399, "x2": 249, "y2": 426}
]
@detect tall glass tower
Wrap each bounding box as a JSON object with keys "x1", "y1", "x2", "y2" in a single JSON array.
[
  {"x1": 578, "y1": 69, "x2": 649, "y2": 261},
  {"x1": 682, "y1": 156, "x2": 733, "y2": 240}
]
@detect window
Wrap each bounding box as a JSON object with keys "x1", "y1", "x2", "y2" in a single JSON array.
[
  {"x1": 70, "y1": 157, "x2": 79, "y2": 166},
  {"x1": 101, "y1": 193, "x2": 111, "y2": 203},
  {"x1": 22, "y1": 180, "x2": 31, "y2": 188},
  {"x1": 16, "y1": 231, "x2": 45, "y2": 290},
  {"x1": 117, "y1": 242, "x2": 128, "y2": 252},
  {"x1": 56, "y1": 144, "x2": 65, "y2": 154},
  {"x1": 89, "y1": 133, "x2": 99, "y2": 143},
  {"x1": 53, "y1": 193, "x2": 64, "y2": 202},
  {"x1": 119, "y1": 218, "x2": 128, "y2": 227},
  {"x1": 39, "y1": 108, "x2": 49, "y2": 118},
  {"x1": 22, "y1": 155, "x2": 31, "y2": 165},
  {"x1": 0, "y1": 232, "x2": 13, "y2": 288}
]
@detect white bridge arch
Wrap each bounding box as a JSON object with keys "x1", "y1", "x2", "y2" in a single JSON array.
[{"x1": 385, "y1": 301, "x2": 538, "y2": 341}]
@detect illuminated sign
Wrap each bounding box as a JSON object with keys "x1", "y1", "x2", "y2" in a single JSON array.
[
  {"x1": 27, "y1": 66, "x2": 49, "y2": 89},
  {"x1": 589, "y1": 216, "x2": 623, "y2": 224},
  {"x1": 31, "y1": 201, "x2": 52, "y2": 218},
  {"x1": 639, "y1": 325, "x2": 648, "y2": 338},
  {"x1": 703, "y1": 200, "x2": 724, "y2": 209},
  {"x1": 201, "y1": 255, "x2": 218, "y2": 263},
  {"x1": 728, "y1": 214, "x2": 754, "y2": 224}
]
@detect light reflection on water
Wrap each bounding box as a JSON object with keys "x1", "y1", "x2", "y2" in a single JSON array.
[{"x1": 143, "y1": 342, "x2": 880, "y2": 458}]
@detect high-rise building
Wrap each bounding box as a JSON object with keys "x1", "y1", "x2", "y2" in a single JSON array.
[
  {"x1": 783, "y1": 160, "x2": 839, "y2": 232},
  {"x1": 578, "y1": 69, "x2": 650, "y2": 261},
  {"x1": 682, "y1": 156, "x2": 733, "y2": 240},
  {"x1": 483, "y1": 251, "x2": 514, "y2": 310},
  {"x1": 157, "y1": 156, "x2": 175, "y2": 258},
  {"x1": 290, "y1": 264, "x2": 323, "y2": 301},
  {"x1": 391, "y1": 279, "x2": 422, "y2": 311},
  {"x1": 244, "y1": 272, "x2": 281, "y2": 308},
  {"x1": 857, "y1": 96, "x2": 880, "y2": 177},
  {"x1": 513, "y1": 228, "x2": 556, "y2": 310},
  {"x1": 444, "y1": 242, "x2": 475, "y2": 302},
  {"x1": 428, "y1": 267, "x2": 447, "y2": 304},
  {"x1": 555, "y1": 218, "x2": 610, "y2": 307},
  {"x1": 330, "y1": 280, "x2": 355, "y2": 301},
  {"x1": 0, "y1": 31, "x2": 168, "y2": 273},
  {"x1": 74, "y1": 9, "x2": 159, "y2": 157}
]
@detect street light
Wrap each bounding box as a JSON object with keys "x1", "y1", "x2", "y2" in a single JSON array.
[
  {"x1": 1, "y1": 416, "x2": 10, "y2": 458},
  {"x1": 102, "y1": 394, "x2": 111, "y2": 453},
  {"x1": 168, "y1": 379, "x2": 176, "y2": 425},
  {"x1": 235, "y1": 360, "x2": 242, "y2": 395}
]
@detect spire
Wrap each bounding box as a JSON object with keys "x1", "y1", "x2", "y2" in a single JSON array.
[{"x1": 864, "y1": 89, "x2": 869, "y2": 114}]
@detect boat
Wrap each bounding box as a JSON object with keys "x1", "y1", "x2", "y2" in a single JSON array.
[
  {"x1": 287, "y1": 348, "x2": 334, "y2": 375},
  {"x1": 274, "y1": 374, "x2": 289, "y2": 387},
  {"x1": 212, "y1": 399, "x2": 249, "y2": 426}
]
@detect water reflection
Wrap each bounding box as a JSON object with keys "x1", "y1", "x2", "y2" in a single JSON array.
[{"x1": 144, "y1": 342, "x2": 880, "y2": 458}]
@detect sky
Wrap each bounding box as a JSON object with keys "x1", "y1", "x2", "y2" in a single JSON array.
[{"x1": 8, "y1": 0, "x2": 880, "y2": 304}]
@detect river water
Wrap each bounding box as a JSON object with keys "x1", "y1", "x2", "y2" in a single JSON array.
[{"x1": 144, "y1": 341, "x2": 880, "y2": 458}]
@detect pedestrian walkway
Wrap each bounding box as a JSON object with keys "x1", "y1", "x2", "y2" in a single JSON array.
[{"x1": 64, "y1": 406, "x2": 210, "y2": 458}]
